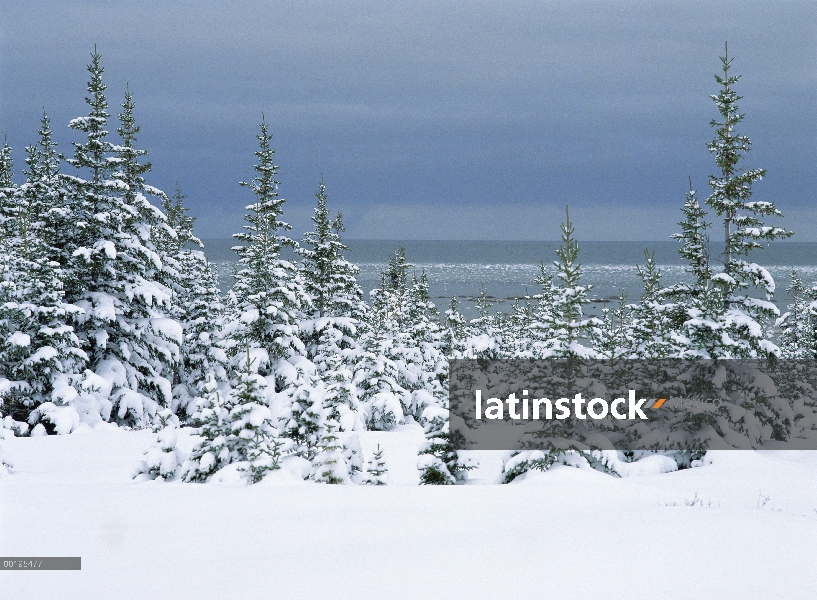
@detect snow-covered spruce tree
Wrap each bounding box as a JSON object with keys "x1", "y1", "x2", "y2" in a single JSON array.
[
  {"x1": 182, "y1": 375, "x2": 232, "y2": 482},
  {"x1": 500, "y1": 450, "x2": 560, "y2": 483},
  {"x1": 184, "y1": 354, "x2": 283, "y2": 484},
  {"x1": 777, "y1": 270, "x2": 817, "y2": 359},
  {"x1": 298, "y1": 178, "x2": 366, "y2": 322},
  {"x1": 15, "y1": 113, "x2": 74, "y2": 271},
  {"x1": 297, "y1": 179, "x2": 365, "y2": 430},
  {"x1": 627, "y1": 250, "x2": 679, "y2": 359},
  {"x1": 310, "y1": 418, "x2": 348, "y2": 484},
  {"x1": 403, "y1": 270, "x2": 447, "y2": 420},
  {"x1": 442, "y1": 296, "x2": 467, "y2": 359},
  {"x1": 62, "y1": 51, "x2": 181, "y2": 426},
  {"x1": 0, "y1": 129, "x2": 87, "y2": 428},
  {"x1": 529, "y1": 206, "x2": 598, "y2": 359},
  {"x1": 363, "y1": 443, "x2": 389, "y2": 485},
  {"x1": 664, "y1": 182, "x2": 728, "y2": 357},
  {"x1": 698, "y1": 44, "x2": 791, "y2": 358},
  {"x1": 342, "y1": 433, "x2": 364, "y2": 482},
  {"x1": 417, "y1": 405, "x2": 476, "y2": 485},
  {"x1": 354, "y1": 277, "x2": 408, "y2": 430},
  {"x1": 0, "y1": 221, "x2": 86, "y2": 429},
  {"x1": 0, "y1": 135, "x2": 16, "y2": 236},
  {"x1": 132, "y1": 408, "x2": 186, "y2": 481},
  {"x1": 503, "y1": 295, "x2": 535, "y2": 358},
  {"x1": 284, "y1": 359, "x2": 327, "y2": 459},
  {"x1": 773, "y1": 272, "x2": 817, "y2": 439},
  {"x1": 591, "y1": 295, "x2": 630, "y2": 359},
  {"x1": 229, "y1": 352, "x2": 283, "y2": 483},
  {"x1": 158, "y1": 185, "x2": 227, "y2": 419},
  {"x1": 463, "y1": 289, "x2": 502, "y2": 359},
  {"x1": 223, "y1": 116, "x2": 309, "y2": 380},
  {"x1": 506, "y1": 209, "x2": 599, "y2": 479},
  {"x1": 665, "y1": 172, "x2": 793, "y2": 448}
]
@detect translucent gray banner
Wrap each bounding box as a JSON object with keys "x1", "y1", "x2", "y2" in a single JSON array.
[
  {"x1": 0, "y1": 557, "x2": 81, "y2": 570},
  {"x1": 449, "y1": 359, "x2": 817, "y2": 451}
]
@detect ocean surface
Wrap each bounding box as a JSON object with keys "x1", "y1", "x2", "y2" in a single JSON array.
[{"x1": 202, "y1": 239, "x2": 817, "y2": 318}]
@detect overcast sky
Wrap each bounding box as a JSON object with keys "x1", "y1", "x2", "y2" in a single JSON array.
[{"x1": 1, "y1": 1, "x2": 815, "y2": 240}]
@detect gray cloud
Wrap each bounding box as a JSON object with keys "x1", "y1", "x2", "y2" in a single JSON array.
[{"x1": 1, "y1": 1, "x2": 814, "y2": 240}]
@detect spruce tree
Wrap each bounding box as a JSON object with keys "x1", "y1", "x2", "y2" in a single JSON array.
[
  {"x1": 297, "y1": 179, "x2": 365, "y2": 430},
  {"x1": 298, "y1": 179, "x2": 365, "y2": 320},
  {"x1": 363, "y1": 444, "x2": 389, "y2": 485},
  {"x1": 284, "y1": 361, "x2": 327, "y2": 459},
  {"x1": 183, "y1": 375, "x2": 232, "y2": 482},
  {"x1": 464, "y1": 289, "x2": 502, "y2": 359},
  {"x1": 311, "y1": 418, "x2": 348, "y2": 484},
  {"x1": 224, "y1": 117, "x2": 309, "y2": 378},
  {"x1": 777, "y1": 270, "x2": 817, "y2": 359},
  {"x1": 0, "y1": 226, "x2": 86, "y2": 424},
  {"x1": 417, "y1": 406, "x2": 476, "y2": 485},
  {"x1": 442, "y1": 296, "x2": 467, "y2": 359},
  {"x1": 354, "y1": 281, "x2": 407, "y2": 430},
  {"x1": 403, "y1": 270, "x2": 447, "y2": 418},
  {"x1": 529, "y1": 206, "x2": 598, "y2": 359},
  {"x1": 0, "y1": 130, "x2": 86, "y2": 426},
  {"x1": 0, "y1": 136, "x2": 17, "y2": 237},
  {"x1": 159, "y1": 185, "x2": 227, "y2": 418},
  {"x1": 702, "y1": 43, "x2": 791, "y2": 357},
  {"x1": 132, "y1": 408, "x2": 186, "y2": 481},
  {"x1": 627, "y1": 251, "x2": 677, "y2": 359},
  {"x1": 230, "y1": 352, "x2": 282, "y2": 483},
  {"x1": 591, "y1": 295, "x2": 631, "y2": 359},
  {"x1": 62, "y1": 50, "x2": 181, "y2": 426}
]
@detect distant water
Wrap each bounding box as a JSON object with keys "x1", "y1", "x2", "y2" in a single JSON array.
[{"x1": 203, "y1": 239, "x2": 817, "y2": 317}]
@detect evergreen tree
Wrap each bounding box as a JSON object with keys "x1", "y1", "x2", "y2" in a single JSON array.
[
  {"x1": 132, "y1": 408, "x2": 186, "y2": 481},
  {"x1": 182, "y1": 375, "x2": 232, "y2": 482},
  {"x1": 701, "y1": 43, "x2": 791, "y2": 357},
  {"x1": 284, "y1": 360, "x2": 327, "y2": 459},
  {"x1": 501, "y1": 450, "x2": 560, "y2": 484},
  {"x1": 464, "y1": 289, "x2": 502, "y2": 359},
  {"x1": 416, "y1": 406, "x2": 476, "y2": 485},
  {"x1": 0, "y1": 130, "x2": 86, "y2": 426},
  {"x1": 0, "y1": 227, "x2": 86, "y2": 424},
  {"x1": 297, "y1": 179, "x2": 366, "y2": 430},
  {"x1": 403, "y1": 270, "x2": 447, "y2": 418},
  {"x1": 159, "y1": 185, "x2": 227, "y2": 418},
  {"x1": 665, "y1": 182, "x2": 727, "y2": 357},
  {"x1": 342, "y1": 433, "x2": 364, "y2": 481},
  {"x1": 504, "y1": 295, "x2": 535, "y2": 358},
  {"x1": 230, "y1": 352, "x2": 282, "y2": 483},
  {"x1": 298, "y1": 179, "x2": 365, "y2": 320},
  {"x1": 529, "y1": 206, "x2": 598, "y2": 359},
  {"x1": 591, "y1": 295, "x2": 631, "y2": 359},
  {"x1": 627, "y1": 250, "x2": 678, "y2": 359},
  {"x1": 224, "y1": 117, "x2": 309, "y2": 378},
  {"x1": 310, "y1": 418, "x2": 348, "y2": 484},
  {"x1": 363, "y1": 444, "x2": 389, "y2": 485},
  {"x1": 0, "y1": 136, "x2": 17, "y2": 237},
  {"x1": 442, "y1": 296, "x2": 467, "y2": 358},
  {"x1": 354, "y1": 283, "x2": 407, "y2": 430},
  {"x1": 777, "y1": 270, "x2": 817, "y2": 359},
  {"x1": 62, "y1": 50, "x2": 181, "y2": 426}
]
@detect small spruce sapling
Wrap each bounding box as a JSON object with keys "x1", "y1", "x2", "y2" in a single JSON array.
[
  {"x1": 311, "y1": 418, "x2": 348, "y2": 484},
  {"x1": 363, "y1": 444, "x2": 389, "y2": 485}
]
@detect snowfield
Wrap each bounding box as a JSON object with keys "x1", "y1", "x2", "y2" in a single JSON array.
[{"x1": 1, "y1": 426, "x2": 816, "y2": 599}]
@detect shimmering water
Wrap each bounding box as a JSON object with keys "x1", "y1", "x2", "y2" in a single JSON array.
[{"x1": 203, "y1": 239, "x2": 817, "y2": 317}]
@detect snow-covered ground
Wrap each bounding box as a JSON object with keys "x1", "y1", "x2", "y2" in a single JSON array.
[{"x1": 1, "y1": 426, "x2": 816, "y2": 599}]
